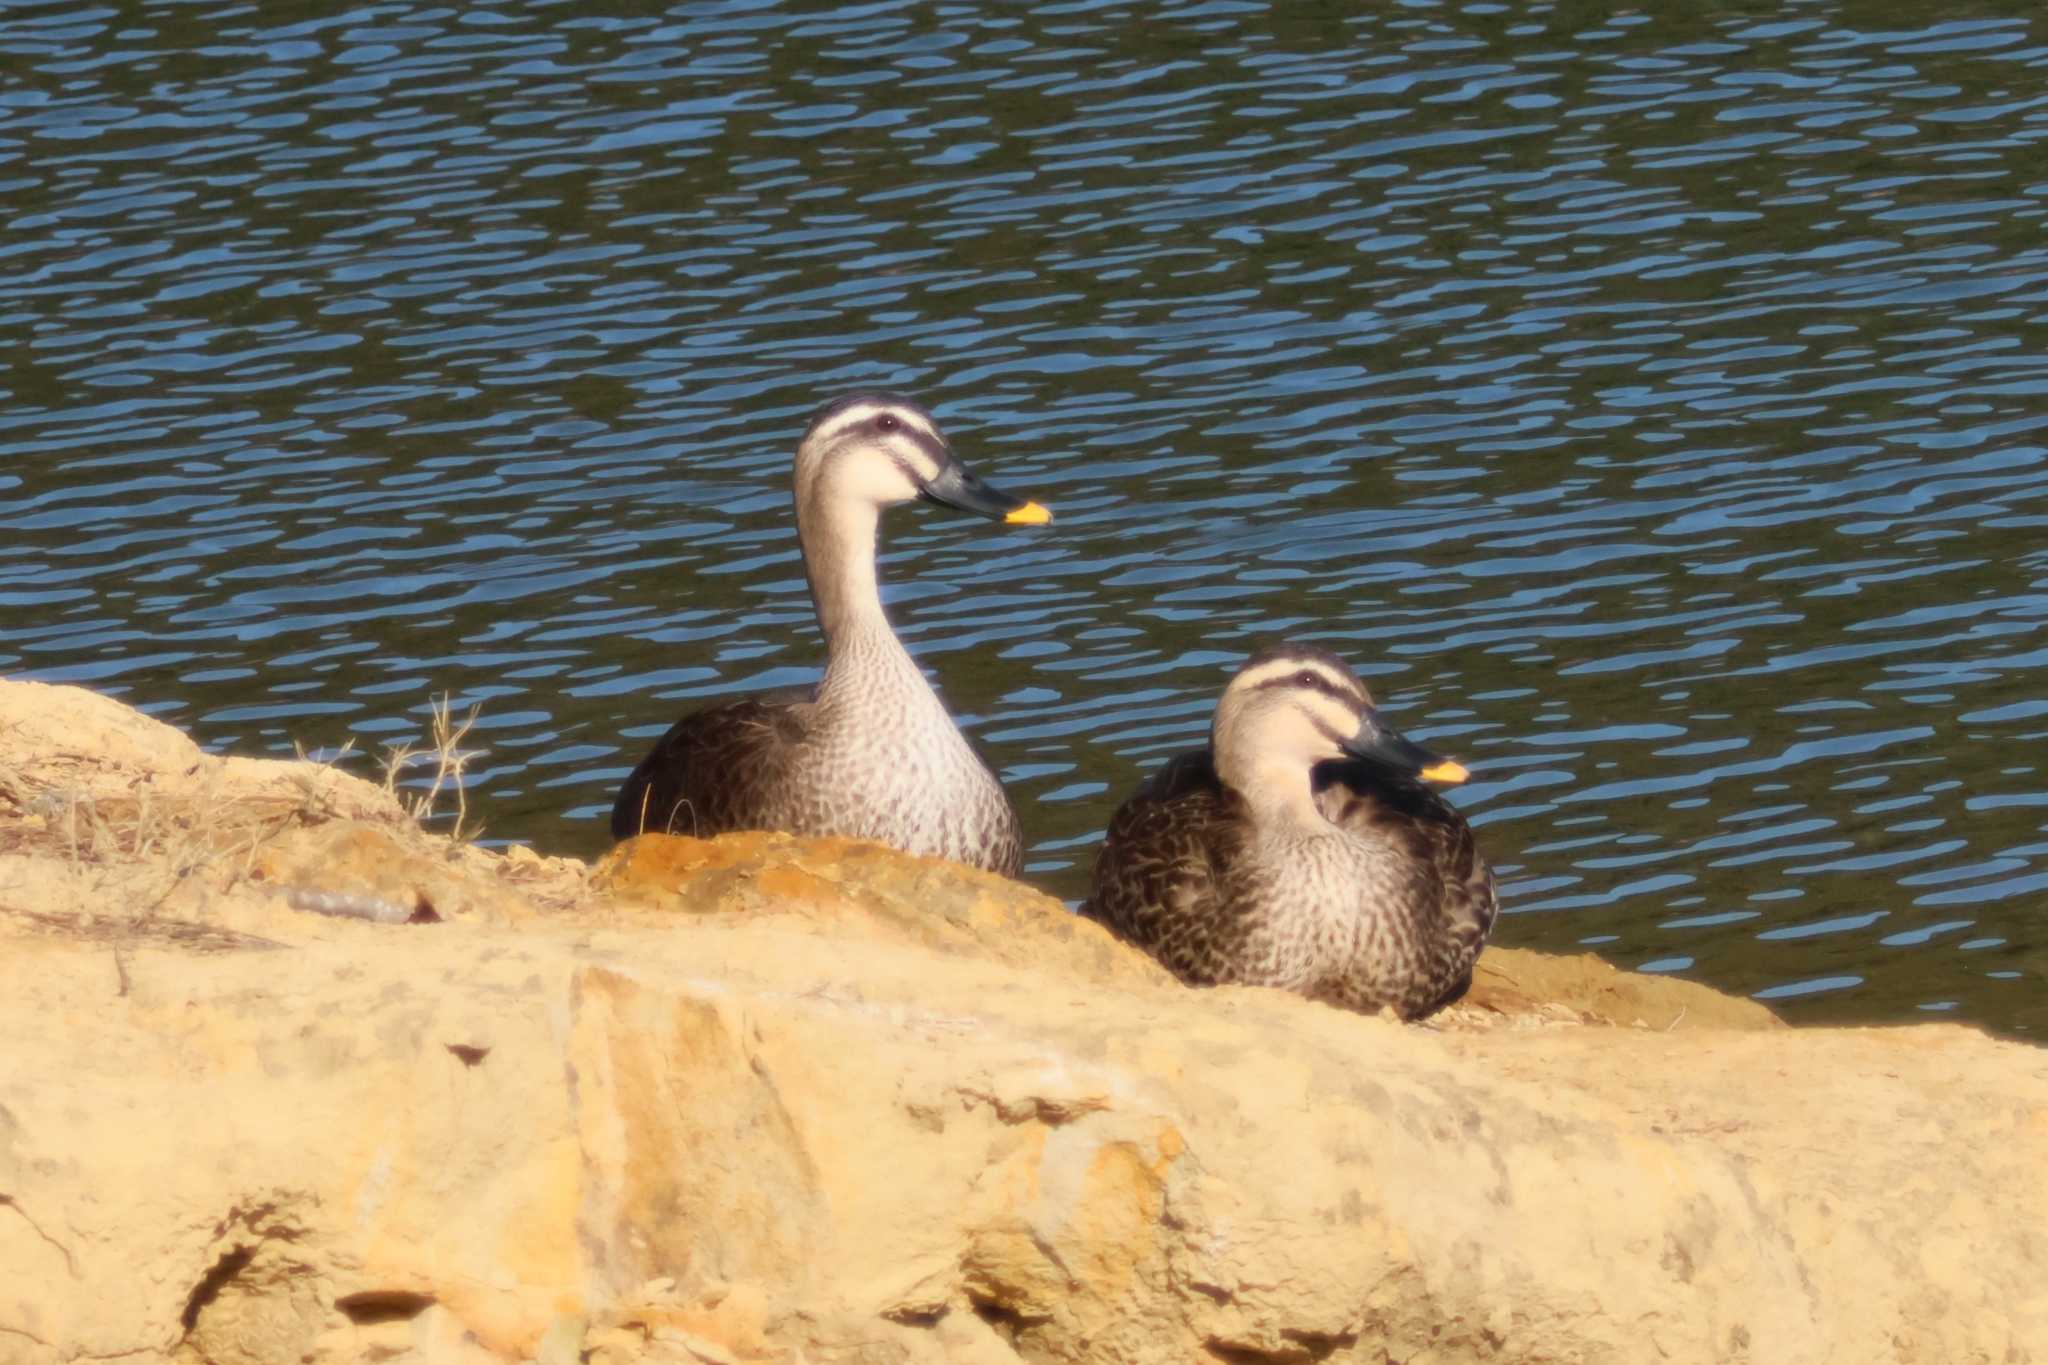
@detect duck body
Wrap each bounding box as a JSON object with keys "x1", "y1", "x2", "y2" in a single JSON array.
[
  {"x1": 611, "y1": 629, "x2": 1024, "y2": 874},
  {"x1": 1082, "y1": 644, "x2": 1495, "y2": 1020},
  {"x1": 609, "y1": 393, "x2": 1046, "y2": 878}
]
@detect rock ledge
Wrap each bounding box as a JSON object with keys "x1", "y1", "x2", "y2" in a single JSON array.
[{"x1": 1, "y1": 678, "x2": 2043, "y2": 1365}]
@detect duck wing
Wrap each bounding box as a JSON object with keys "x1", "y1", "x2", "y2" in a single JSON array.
[
  {"x1": 1082, "y1": 748, "x2": 1252, "y2": 983},
  {"x1": 609, "y1": 688, "x2": 812, "y2": 841}
]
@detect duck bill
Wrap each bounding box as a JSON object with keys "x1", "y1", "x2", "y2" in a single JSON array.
[
  {"x1": 919, "y1": 461, "x2": 1052, "y2": 526},
  {"x1": 1341, "y1": 724, "x2": 1469, "y2": 785}
]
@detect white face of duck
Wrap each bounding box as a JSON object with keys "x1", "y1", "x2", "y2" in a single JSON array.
[
  {"x1": 1215, "y1": 651, "x2": 1377, "y2": 779},
  {"x1": 1213, "y1": 645, "x2": 1470, "y2": 799},
  {"x1": 795, "y1": 394, "x2": 1051, "y2": 525}
]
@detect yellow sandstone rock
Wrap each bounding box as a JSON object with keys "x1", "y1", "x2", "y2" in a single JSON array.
[
  {"x1": 0, "y1": 677, "x2": 2043, "y2": 1365},
  {"x1": 595, "y1": 829, "x2": 1169, "y2": 989}
]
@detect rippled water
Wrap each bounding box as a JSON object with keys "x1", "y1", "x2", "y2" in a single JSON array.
[{"x1": 5, "y1": 1, "x2": 2047, "y2": 1033}]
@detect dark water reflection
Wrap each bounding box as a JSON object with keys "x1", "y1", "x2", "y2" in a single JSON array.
[{"x1": 5, "y1": 0, "x2": 2047, "y2": 1033}]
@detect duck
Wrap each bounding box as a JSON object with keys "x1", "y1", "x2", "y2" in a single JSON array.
[
  {"x1": 1081, "y1": 641, "x2": 1495, "y2": 1020},
  {"x1": 610, "y1": 392, "x2": 1051, "y2": 876}
]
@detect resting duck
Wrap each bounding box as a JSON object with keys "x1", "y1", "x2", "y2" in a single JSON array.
[
  {"x1": 611, "y1": 392, "x2": 1051, "y2": 876},
  {"x1": 1082, "y1": 641, "x2": 1495, "y2": 1020}
]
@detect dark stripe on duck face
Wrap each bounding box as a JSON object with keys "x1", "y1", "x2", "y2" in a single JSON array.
[
  {"x1": 881, "y1": 425, "x2": 952, "y2": 490},
  {"x1": 1240, "y1": 643, "x2": 1372, "y2": 705},
  {"x1": 893, "y1": 424, "x2": 951, "y2": 472},
  {"x1": 810, "y1": 390, "x2": 922, "y2": 432},
  {"x1": 1252, "y1": 667, "x2": 1365, "y2": 710},
  {"x1": 1312, "y1": 718, "x2": 1354, "y2": 751},
  {"x1": 808, "y1": 395, "x2": 945, "y2": 450}
]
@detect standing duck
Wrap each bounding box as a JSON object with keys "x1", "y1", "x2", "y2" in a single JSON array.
[
  {"x1": 1082, "y1": 642, "x2": 1495, "y2": 1020},
  {"x1": 610, "y1": 393, "x2": 1051, "y2": 876}
]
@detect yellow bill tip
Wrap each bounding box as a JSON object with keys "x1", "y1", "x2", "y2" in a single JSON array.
[
  {"x1": 1004, "y1": 500, "x2": 1053, "y2": 526},
  {"x1": 1419, "y1": 759, "x2": 1470, "y2": 785}
]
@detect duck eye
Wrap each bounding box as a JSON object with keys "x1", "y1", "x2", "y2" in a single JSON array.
[
  {"x1": 1296, "y1": 671, "x2": 1318, "y2": 689},
  {"x1": 875, "y1": 414, "x2": 901, "y2": 433}
]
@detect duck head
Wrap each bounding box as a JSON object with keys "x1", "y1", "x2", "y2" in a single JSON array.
[
  {"x1": 1213, "y1": 642, "x2": 1468, "y2": 809},
  {"x1": 795, "y1": 392, "x2": 1051, "y2": 527}
]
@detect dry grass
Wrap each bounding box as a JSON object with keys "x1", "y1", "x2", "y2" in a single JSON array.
[
  {"x1": 1, "y1": 723, "x2": 399, "y2": 949},
  {"x1": 377, "y1": 695, "x2": 483, "y2": 843},
  {"x1": 1, "y1": 764, "x2": 350, "y2": 876},
  {"x1": 0, "y1": 767, "x2": 318, "y2": 987},
  {"x1": 0, "y1": 695, "x2": 484, "y2": 871},
  {"x1": 0, "y1": 695, "x2": 514, "y2": 972}
]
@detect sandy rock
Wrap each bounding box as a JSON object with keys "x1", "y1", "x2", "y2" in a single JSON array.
[
  {"x1": 2, "y1": 677, "x2": 2046, "y2": 1365},
  {"x1": 247, "y1": 821, "x2": 588, "y2": 927},
  {"x1": 0, "y1": 678, "x2": 585, "y2": 946},
  {"x1": 1460, "y1": 943, "x2": 1782, "y2": 1031},
  {"x1": 596, "y1": 830, "x2": 1170, "y2": 989},
  {"x1": 0, "y1": 677, "x2": 397, "y2": 823},
  {"x1": 0, "y1": 678, "x2": 205, "y2": 800}
]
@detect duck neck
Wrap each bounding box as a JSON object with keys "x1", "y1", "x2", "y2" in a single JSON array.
[
  {"x1": 798, "y1": 492, "x2": 925, "y2": 701},
  {"x1": 800, "y1": 491, "x2": 888, "y2": 643},
  {"x1": 1219, "y1": 752, "x2": 1330, "y2": 831}
]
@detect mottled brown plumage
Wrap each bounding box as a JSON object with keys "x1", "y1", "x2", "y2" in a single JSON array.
[
  {"x1": 611, "y1": 690, "x2": 807, "y2": 841},
  {"x1": 610, "y1": 394, "x2": 1048, "y2": 876},
  {"x1": 1083, "y1": 643, "x2": 1496, "y2": 1020}
]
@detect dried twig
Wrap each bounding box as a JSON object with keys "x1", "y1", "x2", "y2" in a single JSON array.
[{"x1": 380, "y1": 696, "x2": 483, "y2": 843}]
